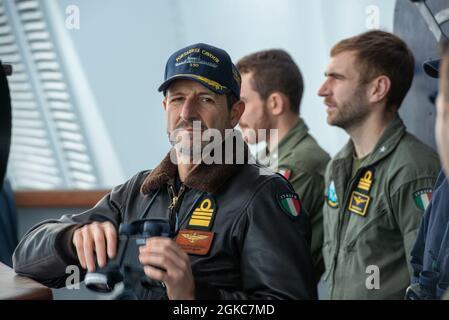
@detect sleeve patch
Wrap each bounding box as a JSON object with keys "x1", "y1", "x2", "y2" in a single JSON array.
[
  {"x1": 413, "y1": 188, "x2": 433, "y2": 211},
  {"x1": 278, "y1": 168, "x2": 292, "y2": 180},
  {"x1": 277, "y1": 193, "x2": 302, "y2": 218}
]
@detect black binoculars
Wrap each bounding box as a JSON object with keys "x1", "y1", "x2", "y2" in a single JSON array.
[{"x1": 84, "y1": 218, "x2": 173, "y2": 298}]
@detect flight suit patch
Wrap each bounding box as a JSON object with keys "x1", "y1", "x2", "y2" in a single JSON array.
[
  {"x1": 347, "y1": 168, "x2": 374, "y2": 217},
  {"x1": 348, "y1": 191, "x2": 370, "y2": 216},
  {"x1": 278, "y1": 168, "x2": 292, "y2": 180},
  {"x1": 176, "y1": 229, "x2": 214, "y2": 255},
  {"x1": 278, "y1": 193, "x2": 302, "y2": 218},
  {"x1": 327, "y1": 180, "x2": 339, "y2": 208},
  {"x1": 187, "y1": 195, "x2": 216, "y2": 231},
  {"x1": 413, "y1": 188, "x2": 433, "y2": 211}
]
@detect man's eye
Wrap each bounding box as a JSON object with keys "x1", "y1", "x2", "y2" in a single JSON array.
[
  {"x1": 170, "y1": 97, "x2": 183, "y2": 103},
  {"x1": 200, "y1": 97, "x2": 215, "y2": 103}
]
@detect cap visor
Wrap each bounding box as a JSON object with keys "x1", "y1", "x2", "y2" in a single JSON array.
[
  {"x1": 158, "y1": 75, "x2": 230, "y2": 95},
  {"x1": 423, "y1": 59, "x2": 440, "y2": 78}
]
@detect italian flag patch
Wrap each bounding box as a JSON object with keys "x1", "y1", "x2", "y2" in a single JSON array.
[
  {"x1": 278, "y1": 168, "x2": 292, "y2": 180},
  {"x1": 413, "y1": 188, "x2": 433, "y2": 211},
  {"x1": 278, "y1": 193, "x2": 301, "y2": 218}
]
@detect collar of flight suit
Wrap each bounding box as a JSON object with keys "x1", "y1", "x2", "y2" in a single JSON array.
[
  {"x1": 267, "y1": 117, "x2": 309, "y2": 161},
  {"x1": 277, "y1": 117, "x2": 309, "y2": 152},
  {"x1": 333, "y1": 114, "x2": 406, "y2": 168},
  {"x1": 140, "y1": 132, "x2": 250, "y2": 195}
]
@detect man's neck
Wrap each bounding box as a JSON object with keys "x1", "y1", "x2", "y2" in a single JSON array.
[
  {"x1": 267, "y1": 116, "x2": 300, "y2": 152},
  {"x1": 347, "y1": 111, "x2": 395, "y2": 159},
  {"x1": 177, "y1": 162, "x2": 197, "y2": 182}
]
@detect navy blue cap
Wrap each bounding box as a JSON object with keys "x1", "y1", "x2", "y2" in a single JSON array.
[
  {"x1": 158, "y1": 43, "x2": 241, "y2": 99},
  {"x1": 423, "y1": 58, "x2": 440, "y2": 78}
]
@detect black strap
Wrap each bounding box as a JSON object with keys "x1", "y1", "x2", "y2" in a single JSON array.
[{"x1": 0, "y1": 61, "x2": 12, "y2": 193}]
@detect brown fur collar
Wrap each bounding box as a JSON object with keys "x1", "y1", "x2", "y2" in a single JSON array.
[{"x1": 140, "y1": 134, "x2": 251, "y2": 195}]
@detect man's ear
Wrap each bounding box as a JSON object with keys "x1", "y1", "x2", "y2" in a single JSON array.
[
  {"x1": 368, "y1": 75, "x2": 391, "y2": 104},
  {"x1": 163, "y1": 97, "x2": 167, "y2": 111},
  {"x1": 229, "y1": 100, "x2": 245, "y2": 128},
  {"x1": 267, "y1": 92, "x2": 288, "y2": 116}
]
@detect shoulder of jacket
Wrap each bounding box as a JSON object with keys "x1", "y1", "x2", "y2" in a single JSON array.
[
  {"x1": 391, "y1": 133, "x2": 439, "y2": 170},
  {"x1": 381, "y1": 134, "x2": 439, "y2": 194},
  {"x1": 231, "y1": 163, "x2": 293, "y2": 203},
  {"x1": 286, "y1": 144, "x2": 330, "y2": 176},
  {"x1": 121, "y1": 170, "x2": 152, "y2": 189},
  {"x1": 108, "y1": 170, "x2": 153, "y2": 201}
]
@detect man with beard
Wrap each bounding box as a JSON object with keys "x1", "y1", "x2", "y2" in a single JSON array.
[
  {"x1": 13, "y1": 43, "x2": 317, "y2": 300},
  {"x1": 236, "y1": 49, "x2": 330, "y2": 281},
  {"x1": 317, "y1": 30, "x2": 440, "y2": 299}
]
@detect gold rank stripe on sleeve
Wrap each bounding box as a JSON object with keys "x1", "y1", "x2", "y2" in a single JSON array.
[
  {"x1": 187, "y1": 196, "x2": 217, "y2": 231},
  {"x1": 347, "y1": 167, "x2": 375, "y2": 217}
]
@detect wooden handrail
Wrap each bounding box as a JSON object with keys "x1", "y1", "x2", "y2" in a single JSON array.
[
  {"x1": 0, "y1": 262, "x2": 53, "y2": 300},
  {"x1": 14, "y1": 190, "x2": 110, "y2": 208}
]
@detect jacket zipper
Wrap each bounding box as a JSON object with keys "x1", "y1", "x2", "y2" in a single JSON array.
[{"x1": 168, "y1": 184, "x2": 186, "y2": 233}]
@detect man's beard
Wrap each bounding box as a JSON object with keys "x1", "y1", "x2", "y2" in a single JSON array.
[
  {"x1": 327, "y1": 85, "x2": 370, "y2": 131},
  {"x1": 168, "y1": 120, "x2": 206, "y2": 160},
  {"x1": 168, "y1": 120, "x2": 228, "y2": 164},
  {"x1": 240, "y1": 103, "x2": 271, "y2": 145}
]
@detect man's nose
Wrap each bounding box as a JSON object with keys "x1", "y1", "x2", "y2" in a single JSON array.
[
  {"x1": 318, "y1": 79, "x2": 330, "y2": 97},
  {"x1": 180, "y1": 96, "x2": 198, "y2": 121}
]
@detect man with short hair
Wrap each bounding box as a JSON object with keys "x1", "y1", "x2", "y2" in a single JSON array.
[
  {"x1": 236, "y1": 49, "x2": 330, "y2": 280},
  {"x1": 13, "y1": 43, "x2": 317, "y2": 300},
  {"x1": 318, "y1": 30, "x2": 440, "y2": 299}
]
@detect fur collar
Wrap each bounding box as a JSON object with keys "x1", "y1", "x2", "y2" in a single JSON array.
[{"x1": 141, "y1": 133, "x2": 250, "y2": 195}]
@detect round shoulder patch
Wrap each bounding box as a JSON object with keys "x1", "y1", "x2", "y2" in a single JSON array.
[{"x1": 277, "y1": 193, "x2": 302, "y2": 218}]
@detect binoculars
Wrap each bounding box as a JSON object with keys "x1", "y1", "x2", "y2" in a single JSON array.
[
  {"x1": 405, "y1": 271, "x2": 449, "y2": 300},
  {"x1": 84, "y1": 218, "x2": 173, "y2": 299}
]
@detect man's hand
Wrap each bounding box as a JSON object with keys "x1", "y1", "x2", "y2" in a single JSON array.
[
  {"x1": 139, "y1": 237, "x2": 194, "y2": 300},
  {"x1": 72, "y1": 221, "x2": 117, "y2": 272}
]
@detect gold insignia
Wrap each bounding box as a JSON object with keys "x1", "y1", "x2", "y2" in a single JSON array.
[
  {"x1": 176, "y1": 229, "x2": 215, "y2": 256},
  {"x1": 348, "y1": 191, "x2": 370, "y2": 216},
  {"x1": 181, "y1": 233, "x2": 209, "y2": 244},
  {"x1": 353, "y1": 195, "x2": 368, "y2": 205},
  {"x1": 346, "y1": 167, "x2": 375, "y2": 217},
  {"x1": 189, "y1": 198, "x2": 214, "y2": 228},
  {"x1": 358, "y1": 170, "x2": 373, "y2": 191}
]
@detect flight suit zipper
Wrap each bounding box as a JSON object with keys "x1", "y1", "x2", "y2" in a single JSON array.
[{"x1": 330, "y1": 168, "x2": 363, "y2": 298}]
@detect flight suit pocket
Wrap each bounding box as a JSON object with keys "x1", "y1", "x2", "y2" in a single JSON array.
[{"x1": 343, "y1": 198, "x2": 390, "y2": 250}]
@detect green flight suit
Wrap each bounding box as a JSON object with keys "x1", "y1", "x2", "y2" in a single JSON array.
[
  {"x1": 259, "y1": 118, "x2": 330, "y2": 280},
  {"x1": 323, "y1": 115, "x2": 440, "y2": 299}
]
